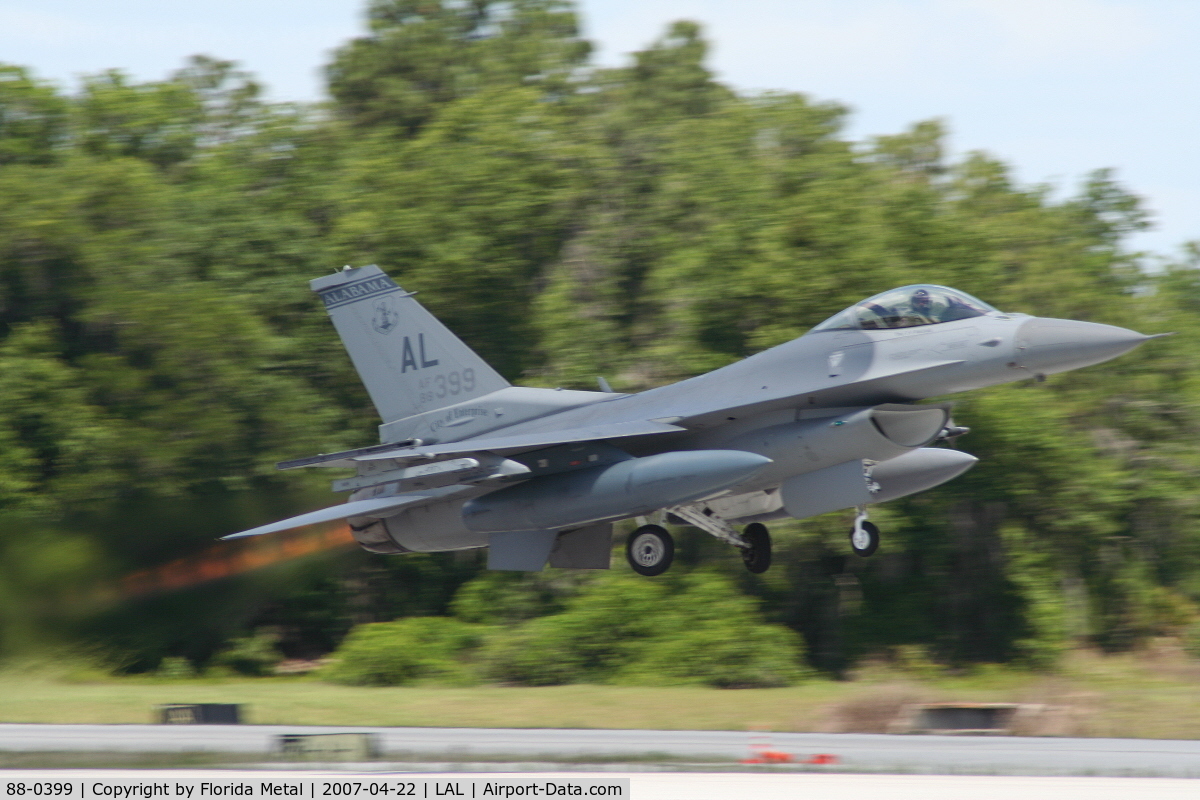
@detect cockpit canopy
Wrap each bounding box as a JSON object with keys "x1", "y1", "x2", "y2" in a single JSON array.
[{"x1": 811, "y1": 285, "x2": 999, "y2": 332}]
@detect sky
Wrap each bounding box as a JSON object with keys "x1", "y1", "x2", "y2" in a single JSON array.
[{"x1": 1, "y1": 0, "x2": 1196, "y2": 258}]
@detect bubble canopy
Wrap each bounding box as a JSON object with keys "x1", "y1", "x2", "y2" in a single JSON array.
[{"x1": 811, "y1": 285, "x2": 1000, "y2": 332}]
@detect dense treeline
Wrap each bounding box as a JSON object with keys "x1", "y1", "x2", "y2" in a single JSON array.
[{"x1": 2, "y1": 0, "x2": 1200, "y2": 677}]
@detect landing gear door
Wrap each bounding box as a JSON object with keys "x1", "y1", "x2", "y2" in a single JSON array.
[{"x1": 549, "y1": 523, "x2": 613, "y2": 570}]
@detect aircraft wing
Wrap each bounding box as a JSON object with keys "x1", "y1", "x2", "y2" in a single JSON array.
[
  {"x1": 220, "y1": 494, "x2": 432, "y2": 539},
  {"x1": 356, "y1": 419, "x2": 687, "y2": 461},
  {"x1": 277, "y1": 419, "x2": 688, "y2": 470}
]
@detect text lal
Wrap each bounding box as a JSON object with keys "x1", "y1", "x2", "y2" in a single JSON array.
[{"x1": 433, "y1": 786, "x2": 463, "y2": 796}]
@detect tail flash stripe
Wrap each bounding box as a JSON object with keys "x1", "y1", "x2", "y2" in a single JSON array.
[{"x1": 318, "y1": 274, "x2": 409, "y2": 310}]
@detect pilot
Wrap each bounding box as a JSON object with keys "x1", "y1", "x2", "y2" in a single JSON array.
[{"x1": 910, "y1": 288, "x2": 935, "y2": 321}]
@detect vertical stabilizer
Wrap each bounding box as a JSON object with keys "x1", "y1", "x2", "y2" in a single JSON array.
[{"x1": 311, "y1": 265, "x2": 509, "y2": 423}]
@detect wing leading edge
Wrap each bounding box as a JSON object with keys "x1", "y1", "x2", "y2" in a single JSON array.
[
  {"x1": 276, "y1": 419, "x2": 688, "y2": 470},
  {"x1": 220, "y1": 494, "x2": 432, "y2": 540}
]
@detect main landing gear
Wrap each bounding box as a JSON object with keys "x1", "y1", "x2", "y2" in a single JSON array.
[
  {"x1": 740, "y1": 522, "x2": 772, "y2": 574},
  {"x1": 626, "y1": 509, "x2": 774, "y2": 575},
  {"x1": 849, "y1": 506, "x2": 880, "y2": 557},
  {"x1": 626, "y1": 505, "x2": 879, "y2": 574},
  {"x1": 626, "y1": 524, "x2": 675, "y2": 576}
]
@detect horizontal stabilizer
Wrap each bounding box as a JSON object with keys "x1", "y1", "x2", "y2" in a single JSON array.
[
  {"x1": 354, "y1": 420, "x2": 688, "y2": 462},
  {"x1": 220, "y1": 495, "x2": 427, "y2": 540},
  {"x1": 277, "y1": 441, "x2": 418, "y2": 471}
]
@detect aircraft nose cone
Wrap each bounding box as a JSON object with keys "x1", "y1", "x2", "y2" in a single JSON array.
[{"x1": 1015, "y1": 317, "x2": 1152, "y2": 375}]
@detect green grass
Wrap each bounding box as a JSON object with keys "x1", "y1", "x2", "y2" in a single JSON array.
[{"x1": 3, "y1": 646, "x2": 1200, "y2": 738}]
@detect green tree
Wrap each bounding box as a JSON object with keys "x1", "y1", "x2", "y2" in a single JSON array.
[
  {"x1": 0, "y1": 64, "x2": 68, "y2": 165},
  {"x1": 476, "y1": 572, "x2": 808, "y2": 686},
  {"x1": 327, "y1": 0, "x2": 588, "y2": 135},
  {"x1": 323, "y1": 616, "x2": 482, "y2": 685},
  {"x1": 76, "y1": 70, "x2": 203, "y2": 169}
]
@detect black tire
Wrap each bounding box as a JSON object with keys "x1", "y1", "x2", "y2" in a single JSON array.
[
  {"x1": 626, "y1": 524, "x2": 675, "y2": 576},
  {"x1": 741, "y1": 523, "x2": 772, "y2": 574},
  {"x1": 849, "y1": 520, "x2": 880, "y2": 557}
]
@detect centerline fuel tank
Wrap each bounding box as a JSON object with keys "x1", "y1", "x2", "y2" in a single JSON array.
[{"x1": 461, "y1": 450, "x2": 772, "y2": 532}]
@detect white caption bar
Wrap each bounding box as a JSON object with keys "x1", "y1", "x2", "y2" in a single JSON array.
[{"x1": 1, "y1": 778, "x2": 628, "y2": 800}]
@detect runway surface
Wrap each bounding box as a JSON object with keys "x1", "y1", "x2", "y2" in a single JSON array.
[{"x1": 3, "y1": 724, "x2": 1200, "y2": 777}]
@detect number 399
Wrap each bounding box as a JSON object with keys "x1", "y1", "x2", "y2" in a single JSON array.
[{"x1": 432, "y1": 368, "x2": 475, "y2": 399}]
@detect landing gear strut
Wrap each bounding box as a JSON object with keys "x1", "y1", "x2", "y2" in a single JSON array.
[
  {"x1": 662, "y1": 504, "x2": 775, "y2": 574},
  {"x1": 849, "y1": 506, "x2": 880, "y2": 557},
  {"x1": 626, "y1": 524, "x2": 675, "y2": 576},
  {"x1": 741, "y1": 523, "x2": 772, "y2": 574}
]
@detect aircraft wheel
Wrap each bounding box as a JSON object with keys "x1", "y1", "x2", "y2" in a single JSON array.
[
  {"x1": 741, "y1": 523, "x2": 772, "y2": 574},
  {"x1": 626, "y1": 524, "x2": 674, "y2": 576},
  {"x1": 849, "y1": 520, "x2": 880, "y2": 557}
]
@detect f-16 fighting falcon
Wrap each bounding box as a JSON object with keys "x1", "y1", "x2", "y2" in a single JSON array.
[{"x1": 223, "y1": 265, "x2": 1161, "y2": 575}]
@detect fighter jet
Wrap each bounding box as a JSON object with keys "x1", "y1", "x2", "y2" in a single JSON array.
[{"x1": 224, "y1": 265, "x2": 1160, "y2": 575}]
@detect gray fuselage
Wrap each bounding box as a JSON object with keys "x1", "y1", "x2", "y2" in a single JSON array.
[{"x1": 363, "y1": 309, "x2": 1149, "y2": 552}]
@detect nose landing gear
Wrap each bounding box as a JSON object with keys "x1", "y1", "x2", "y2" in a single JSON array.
[{"x1": 849, "y1": 506, "x2": 880, "y2": 557}]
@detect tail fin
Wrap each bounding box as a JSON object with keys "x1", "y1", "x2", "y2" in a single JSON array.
[{"x1": 311, "y1": 265, "x2": 509, "y2": 423}]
